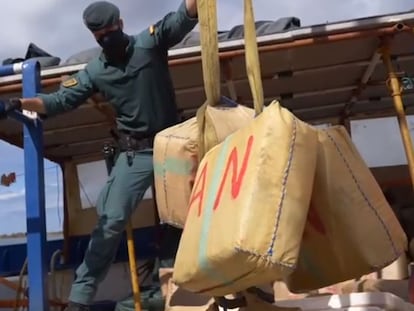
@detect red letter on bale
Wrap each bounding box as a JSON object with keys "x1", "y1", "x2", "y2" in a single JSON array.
[
  {"x1": 304, "y1": 202, "x2": 327, "y2": 237},
  {"x1": 213, "y1": 135, "x2": 254, "y2": 211},
  {"x1": 188, "y1": 162, "x2": 208, "y2": 216}
]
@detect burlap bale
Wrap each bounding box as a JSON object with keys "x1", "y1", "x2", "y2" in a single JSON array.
[
  {"x1": 272, "y1": 282, "x2": 308, "y2": 301},
  {"x1": 285, "y1": 126, "x2": 408, "y2": 293},
  {"x1": 160, "y1": 268, "x2": 218, "y2": 311},
  {"x1": 153, "y1": 117, "x2": 199, "y2": 228},
  {"x1": 153, "y1": 104, "x2": 254, "y2": 228},
  {"x1": 173, "y1": 101, "x2": 318, "y2": 296}
]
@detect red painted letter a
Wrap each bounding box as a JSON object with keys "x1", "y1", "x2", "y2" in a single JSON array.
[{"x1": 188, "y1": 162, "x2": 208, "y2": 217}]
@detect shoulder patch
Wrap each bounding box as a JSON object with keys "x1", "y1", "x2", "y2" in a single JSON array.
[
  {"x1": 62, "y1": 77, "x2": 78, "y2": 88},
  {"x1": 149, "y1": 25, "x2": 155, "y2": 35}
]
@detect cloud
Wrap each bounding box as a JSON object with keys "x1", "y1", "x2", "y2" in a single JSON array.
[
  {"x1": 0, "y1": 189, "x2": 25, "y2": 201},
  {"x1": 0, "y1": 205, "x2": 63, "y2": 235}
]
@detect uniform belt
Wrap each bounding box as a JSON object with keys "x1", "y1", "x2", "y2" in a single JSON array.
[{"x1": 114, "y1": 130, "x2": 155, "y2": 152}]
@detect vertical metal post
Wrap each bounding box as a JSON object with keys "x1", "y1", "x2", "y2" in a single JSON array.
[
  {"x1": 22, "y1": 60, "x2": 49, "y2": 311},
  {"x1": 381, "y1": 40, "x2": 414, "y2": 189}
]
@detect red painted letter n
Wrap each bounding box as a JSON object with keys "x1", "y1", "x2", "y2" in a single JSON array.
[{"x1": 213, "y1": 135, "x2": 254, "y2": 211}]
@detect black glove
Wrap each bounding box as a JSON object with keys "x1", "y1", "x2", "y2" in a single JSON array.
[{"x1": 0, "y1": 98, "x2": 22, "y2": 119}]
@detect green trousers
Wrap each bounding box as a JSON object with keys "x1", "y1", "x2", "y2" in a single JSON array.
[{"x1": 68, "y1": 149, "x2": 154, "y2": 305}]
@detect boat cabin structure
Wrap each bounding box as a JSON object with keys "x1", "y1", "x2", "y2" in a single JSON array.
[{"x1": 0, "y1": 8, "x2": 414, "y2": 310}]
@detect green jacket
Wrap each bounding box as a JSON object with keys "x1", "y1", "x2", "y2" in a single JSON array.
[{"x1": 39, "y1": 1, "x2": 198, "y2": 135}]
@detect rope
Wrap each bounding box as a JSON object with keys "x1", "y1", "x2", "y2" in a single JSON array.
[
  {"x1": 243, "y1": 0, "x2": 264, "y2": 115},
  {"x1": 197, "y1": 0, "x2": 221, "y2": 107},
  {"x1": 195, "y1": 0, "x2": 271, "y2": 307},
  {"x1": 195, "y1": 0, "x2": 264, "y2": 162},
  {"x1": 195, "y1": 0, "x2": 221, "y2": 161}
]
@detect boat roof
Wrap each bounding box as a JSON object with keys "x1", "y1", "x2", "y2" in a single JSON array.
[{"x1": 0, "y1": 10, "x2": 414, "y2": 162}]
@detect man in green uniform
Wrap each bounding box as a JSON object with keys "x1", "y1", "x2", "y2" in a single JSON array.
[{"x1": 0, "y1": 1, "x2": 198, "y2": 310}]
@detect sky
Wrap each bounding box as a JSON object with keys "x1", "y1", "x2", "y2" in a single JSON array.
[{"x1": 0, "y1": 0, "x2": 414, "y2": 236}]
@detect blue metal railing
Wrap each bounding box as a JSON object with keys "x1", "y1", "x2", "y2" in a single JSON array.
[
  {"x1": 0, "y1": 63, "x2": 22, "y2": 77},
  {"x1": 0, "y1": 60, "x2": 48, "y2": 311}
]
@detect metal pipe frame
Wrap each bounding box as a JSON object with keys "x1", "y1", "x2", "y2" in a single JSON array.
[
  {"x1": 0, "y1": 23, "x2": 410, "y2": 95},
  {"x1": 380, "y1": 37, "x2": 414, "y2": 189},
  {"x1": 0, "y1": 60, "x2": 49, "y2": 310},
  {"x1": 341, "y1": 50, "x2": 382, "y2": 119},
  {"x1": 221, "y1": 59, "x2": 238, "y2": 100},
  {"x1": 169, "y1": 23, "x2": 409, "y2": 66}
]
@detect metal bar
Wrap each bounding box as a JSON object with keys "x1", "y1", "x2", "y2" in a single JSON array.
[
  {"x1": 0, "y1": 24, "x2": 410, "y2": 95},
  {"x1": 0, "y1": 50, "x2": 413, "y2": 100},
  {"x1": 183, "y1": 91, "x2": 414, "y2": 116},
  {"x1": 221, "y1": 60, "x2": 238, "y2": 100},
  {"x1": 168, "y1": 23, "x2": 408, "y2": 67},
  {"x1": 126, "y1": 222, "x2": 142, "y2": 311},
  {"x1": 381, "y1": 39, "x2": 414, "y2": 189},
  {"x1": 0, "y1": 76, "x2": 62, "y2": 93},
  {"x1": 0, "y1": 13, "x2": 411, "y2": 87},
  {"x1": 238, "y1": 85, "x2": 357, "y2": 106},
  {"x1": 43, "y1": 121, "x2": 109, "y2": 136},
  {"x1": 349, "y1": 51, "x2": 382, "y2": 103},
  {"x1": 8, "y1": 110, "x2": 33, "y2": 124},
  {"x1": 22, "y1": 59, "x2": 49, "y2": 311},
  {"x1": 0, "y1": 63, "x2": 22, "y2": 77},
  {"x1": 46, "y1": 137, "x2": 111, "y2": 153},
  {"x1": 342, "y1": 50, "x2": 382, "y2": 119}
]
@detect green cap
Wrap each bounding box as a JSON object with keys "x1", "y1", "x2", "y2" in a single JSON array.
[{"x1": 83, "y1": 1, "x2": 120, "y2": 31}]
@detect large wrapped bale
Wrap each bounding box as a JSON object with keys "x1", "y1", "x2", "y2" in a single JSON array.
[
  {"x1": 153, "y1": 104, "x2": 254, "y2": 228},
  {"x1": 172, "y1": 101, "x2": 319, "y2": 296},
  {"x1": 159, "y1": 268, "x2": 218, "y2": 311},
  {"x1": 285, "y1": 126, "x2": 407, "y2": 292}
]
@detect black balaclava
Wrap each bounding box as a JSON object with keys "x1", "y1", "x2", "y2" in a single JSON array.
[
  {"x1": 97, "y1": 28, "x2": 129, "y2": 61},
  {"x1": 83, "y1": 1, "x2": 129, "y2": 61}
]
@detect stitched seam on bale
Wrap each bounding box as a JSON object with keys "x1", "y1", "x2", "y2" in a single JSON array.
[
  {"x1": 159, "y1": 129, "x2": 194, "y2": 221},
  {"x1": 162, "y1": 135, "x2": 170, "y2": 217},
  {"x1": 234, "y1": 247, "x2": 296, "y2": 268},
  {"x1": 160, "y1": 134, "x2": 193, "y2": 141},
  {"x1": 371, "y1": 252, "x2": 405, "y2": 269},
  {"x1": 267, "y1": 117, "x2": 298, "y2": 256},
  {"x1": 325, "y1": 129, "x2": 399, "y2": 257},
  {"x1": 232, "y1": 116, "x2": 298, "y2": 268}
]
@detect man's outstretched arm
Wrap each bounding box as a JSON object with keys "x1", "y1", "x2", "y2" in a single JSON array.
[
  {"x1": 185, "y1": 0, "x2": 197, "y2": 18},
  {"x1": 0, "y1": 69, "x2": 95, "y2": 118},
  {"x1": 21, "y1": 97, "x2": 47, "y2": 114},
  {"x1": 137, "y1": 0, "x2": 198, "y2": 50},
  {"x1": 0, "y1": 97, "x2": 46, "y2": 117}
]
